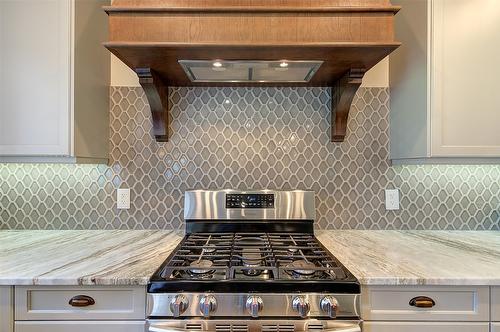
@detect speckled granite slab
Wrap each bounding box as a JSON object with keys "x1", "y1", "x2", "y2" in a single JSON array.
[
  {"x1": 316, "y1": 230, "x2": 500, "y2": 286},
  {"x1": 0, "y1": 230, "x2": 182, "y2": 286}
]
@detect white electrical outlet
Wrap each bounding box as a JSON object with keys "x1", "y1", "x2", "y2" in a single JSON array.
[
  {"x1": 385, "y1": 189, "x2": 400, "y2": 211},
  {"x1": 117, "y1": 188, "x2": 130, "y2": 209}
]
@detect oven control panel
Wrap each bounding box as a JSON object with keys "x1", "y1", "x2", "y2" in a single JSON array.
[{"x1": 226, "y1": 194, "x2": 275, "y2": 209}]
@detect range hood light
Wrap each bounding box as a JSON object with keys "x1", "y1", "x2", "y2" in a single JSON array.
[
  {"x1": 212, "y1": 61, "x2": 227, "y2": 72},
  {"x1": 274, "y1": 61, "x2": 290, "y2": 72}
]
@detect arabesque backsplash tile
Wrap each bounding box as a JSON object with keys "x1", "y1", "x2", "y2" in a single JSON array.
[{"x1": 0, "y1": 87, "x2": 499, "y2": 230}]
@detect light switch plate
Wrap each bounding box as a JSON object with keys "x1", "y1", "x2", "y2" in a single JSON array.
[
  {"x1": 117, "y1": 188, "x2": 130, "y2": 209},
  {"x1": 385, "y1": 189, "x2": 400, "y2": 211}
]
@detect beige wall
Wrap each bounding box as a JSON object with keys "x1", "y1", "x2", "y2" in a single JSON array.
[{"x1": 111, "y1": 55, "x2": 389, "y2": 87}]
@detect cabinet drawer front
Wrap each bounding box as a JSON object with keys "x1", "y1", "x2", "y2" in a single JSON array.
[
  {"x1": 363, "y1": 322, "x2": 489, "y2": 332},
  {"x1": 361, "y1": 286, "x2": 489, "y2": 321},
  {"x1": 1, "y1": 287, "x2": 14, "y2": 332},
  {"x1": 492, "y1": 287, "x2": 500, "y2": 321},
  {"x1": 15, "y1": 286, "x2": 145, "y2": 321},
  {"x1": 492, "y1": 323, "x2": 500, "y2": 332},
  {"x1": 15, "y1": 321, "x2": 145, "y2": 332}
]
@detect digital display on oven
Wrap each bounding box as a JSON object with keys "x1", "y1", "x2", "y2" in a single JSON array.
[{"x1": 226, "y1": 194, "x2": 274, "y2": 209}]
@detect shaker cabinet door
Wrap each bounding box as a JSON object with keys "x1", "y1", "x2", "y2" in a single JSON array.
[
  {"x1": 0, "y1": 287, "x2": 13, "y2": 332},
  {"x1": 390, "y1": 0, "x2": 500, "y2": 160},
  {"x1": 430, "y1": 0, "x2": 500, "y2": 157},
  {"x1": 15, "y1": 286, "x2": 146, "y2": 321},
  {"x1": 492, "y1": 287, "x2": 500, "y2": 321},
  {"x1": 363, "y1": 322, "x2": 489, "y2": 332},
  {"x1": 0, "y1": 0, "x2": 71, "y2": 156}
]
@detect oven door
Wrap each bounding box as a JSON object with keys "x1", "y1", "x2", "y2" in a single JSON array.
[{"x1": 148, "y1": 320, "x2": 361, "y2": 332}]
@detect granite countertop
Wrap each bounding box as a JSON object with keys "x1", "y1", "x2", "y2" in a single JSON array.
[
  {"x1": 1, "y1": 230, "x2": 499, "y2": 286},
  {"x1": 317, "y1": 230, "x2": 500, "y2": 286},
  {"x1": 0, "y1": 230, "x2": 182, "y2": 286}
]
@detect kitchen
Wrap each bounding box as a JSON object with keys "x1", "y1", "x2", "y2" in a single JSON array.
[{"x1": 0, "y1": 0, "x2": 499, "y2": 331}]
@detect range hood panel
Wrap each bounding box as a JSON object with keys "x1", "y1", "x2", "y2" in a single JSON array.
[
  {"x1": 104, "y1": 0, "x2": 400, "y2": 142},
  {"x1": 106, "y1": 45, "x2": 397, "y2": 87}
]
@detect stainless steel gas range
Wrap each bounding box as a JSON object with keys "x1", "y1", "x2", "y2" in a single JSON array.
[{"x1": 147, "y1": 190, "x2": 361, "y2": 332}]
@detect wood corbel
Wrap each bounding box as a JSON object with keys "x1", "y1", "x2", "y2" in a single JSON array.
[
  {"x1": 331, "y1": 69, "x2": 365, "y2": 142},
  {"x1": 136, "y1": 68, "x2": 169, "y2": 142}
]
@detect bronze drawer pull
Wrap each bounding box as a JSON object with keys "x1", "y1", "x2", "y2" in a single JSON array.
[
  {"x1": 68, "y1": 295, "x2": 95, "y2": 307},
  {"x1": 409, "y1": 296, "x2": 435, "y2": 308}
]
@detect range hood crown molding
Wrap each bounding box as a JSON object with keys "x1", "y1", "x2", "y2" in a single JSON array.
[{"x1": 105, "y1": 0, "x2": 400, "y2": 142}]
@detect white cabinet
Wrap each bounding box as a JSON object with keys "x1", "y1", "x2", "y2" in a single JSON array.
[
  {"x1": 493, "y1": 287, "x2": 500, "y2": 322},
  {"x1": 0, "y1": 0, "x2": 110, "y2": 163},
  {"x1": 361, "y1": 286, "x2": 489, "y2": 321},
  {"x1": 363, "y1": 322, "x2": 489, "y2": 332},
  {"x1": 0, "y1": 287, "x2": 13, "y2": 332},
  {"x1": 389, "y1": 0, "x2": 500, "y2": 162},
  {"x1": 14, "y1": 286, "x2": 145, "y2": 321},
  {"x1": 361, "y1": 286, "x2": 491, "y2": 332},
  {"x1": 15, "y1": 321, "x2": 145, "y2": 332},
  {"x1": 492, "y1": 323, "x2": 500, "y2": 332},
  {"x1": 13, "y1": 286, "x2": 145, "y2": 332}
]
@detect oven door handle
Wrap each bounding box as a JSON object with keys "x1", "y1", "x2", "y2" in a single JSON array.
[{"x1": 149, "y1": 324, "x2": 361, "y2": 332}]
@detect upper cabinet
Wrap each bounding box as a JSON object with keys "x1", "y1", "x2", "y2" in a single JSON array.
[
  {"x1": 0, "y1": 0, "x2": 110, "y2": 164},
  {"x1": 390, "y1": 0, "x2": 500, "y2": 162}
]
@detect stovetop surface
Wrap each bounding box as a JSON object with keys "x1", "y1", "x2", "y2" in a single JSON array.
[{"x1": 149, "y1": 232, "x2": 360, "y2": 293}]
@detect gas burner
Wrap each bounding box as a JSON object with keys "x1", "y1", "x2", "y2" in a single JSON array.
[
  {"x1": 285, "y1": 260, "x2": 317, "y2": 276},
  {"x1": 188, "y1": 259, "x2": 215, "y2": 275},
  {"x1": 240, "y1": 248, "x2": 263, "y2": 276}
]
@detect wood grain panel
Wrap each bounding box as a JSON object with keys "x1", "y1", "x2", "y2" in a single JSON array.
[
  {"x1": 105, "y1": 44, "x2": 399, "y2": 87},
  {"x1": 109, "y1": 14, "x2": 395, "y2": 43},
  {"x1": 110, "y1": 0, "x2": 397, "y2": 10}
]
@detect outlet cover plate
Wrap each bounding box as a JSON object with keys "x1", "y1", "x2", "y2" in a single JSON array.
[
  {"x1": 117, "y1": 188, "x2": 130, "y2": 209},
  {"x1": 385, "y1": 189, "x2": 400, "y2": 211}
]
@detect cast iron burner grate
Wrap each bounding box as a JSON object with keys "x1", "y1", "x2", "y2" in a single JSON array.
[{"x1": 160, "y1": 233, "x2": 348, "y2": 281}]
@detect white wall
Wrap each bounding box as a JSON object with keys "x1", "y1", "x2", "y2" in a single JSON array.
[
  {"x1": 111, "y1": 54, "x2": 139, "y2": 86},
  {"x1": 362, "y1": 57, "x2": 389, "y2": 87},
  {"x1": 111, "y1": 54, "x2": 389, "y2": 87}
]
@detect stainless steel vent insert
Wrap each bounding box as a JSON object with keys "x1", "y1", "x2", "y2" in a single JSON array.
[
  {"x1": 185, "y1": 323, "x2": 203, "y2": 330},
  {"x1": 179, "y1": 60, "x2": 323, "y2": 83},
  {"x1": 262, "y1": 324, "x2": 295, "y2": 332},
  {"x1": 215, "y1": 324, "x2": 248, "y2": 332}
]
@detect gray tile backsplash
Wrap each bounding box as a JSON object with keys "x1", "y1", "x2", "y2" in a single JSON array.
[{"x1": 0, "y1": 87, "x2": 499, "y2": 230}]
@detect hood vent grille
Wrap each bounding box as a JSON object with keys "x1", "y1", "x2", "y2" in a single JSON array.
[{"x1": 179, "y1": 60, "x2": 323, "y2": 83}]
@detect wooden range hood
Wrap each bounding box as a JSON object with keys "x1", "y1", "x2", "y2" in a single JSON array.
[{"x1": 104, "y1": 0, "x2": 400, "y2": 142}]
